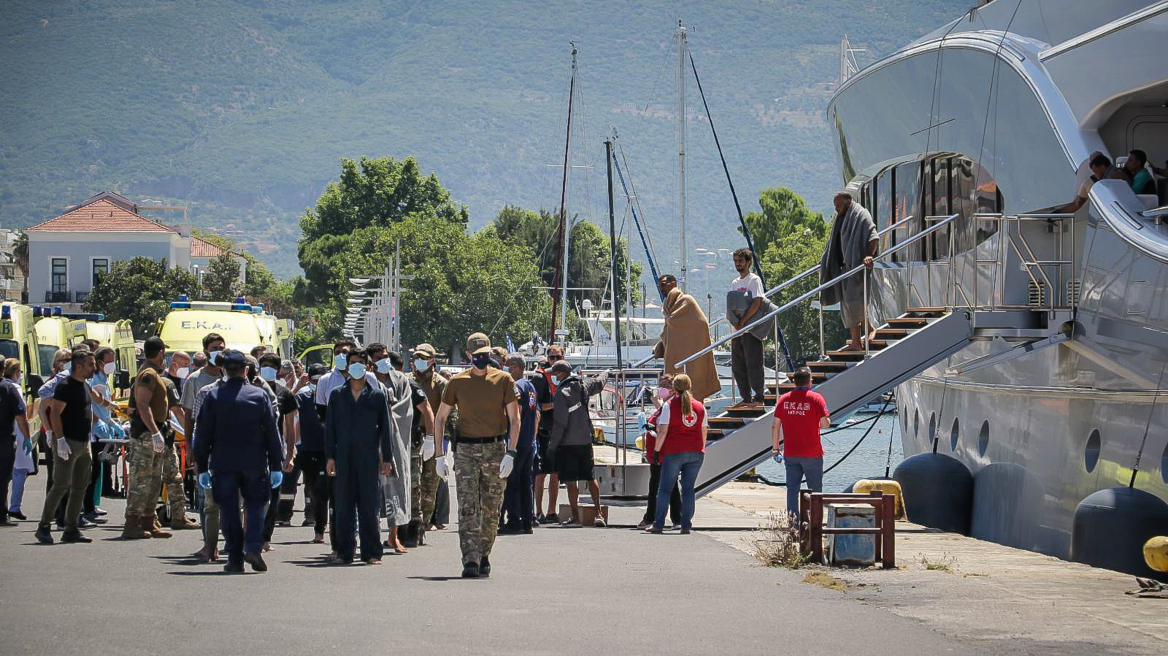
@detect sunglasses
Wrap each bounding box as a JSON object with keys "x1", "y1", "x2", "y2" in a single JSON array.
[{"x1": 547, "y1": 355, "x2": 563, "y2": 361}]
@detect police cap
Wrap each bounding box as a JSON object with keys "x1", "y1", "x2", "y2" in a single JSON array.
[
  {"x1": 413, "y1": 343, "x2": 436, "y2": 360},
  {"x1": 219, "y1": 349, "x2": 247, "y2": 370}
]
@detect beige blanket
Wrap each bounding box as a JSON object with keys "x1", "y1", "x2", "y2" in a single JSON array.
[{"x1": 654, "y1": 288, "x2": 720, "y2": 401}]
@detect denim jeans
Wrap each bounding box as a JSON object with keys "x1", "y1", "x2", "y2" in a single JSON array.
[
  {"x1": 654, "y1": 451, "x2": 704, "y2": 530},
  {"x1": 784, "y1": 456, "x2": 823, "y2": 515},
  {"x1": 9, "y1": 467, "x2": 29, "y2": 513}
]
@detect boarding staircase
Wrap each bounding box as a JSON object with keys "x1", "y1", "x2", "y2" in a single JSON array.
[{"x1": 696, "y1": 306, "x2": 975, "y2": 497}]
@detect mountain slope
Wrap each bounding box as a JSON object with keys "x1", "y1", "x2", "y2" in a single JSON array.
[{"x1": 0, "y1": 0, "x2": 967, "y2": 280}]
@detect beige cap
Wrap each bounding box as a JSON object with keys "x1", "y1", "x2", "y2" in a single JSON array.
[
  {"x1": 466, "y1": 332, "x2": 491, "y2": 356},
  {"x1": 413, "y1": 343, "x2": 436, "y2": 359}
]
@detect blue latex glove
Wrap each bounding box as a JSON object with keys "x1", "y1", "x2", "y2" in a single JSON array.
[
  {"x1": 198, "y1": 472, "x2": 212, "y2": 489},
  {"x1": 92, "y1": 420, "x2": 110, "y2": 441},
  {"x1": 22, "y1": 437, "x2": 33, "y2": 455},
  {"x1": 270, "y1": 470, "x2": 283, "y2": 489}
]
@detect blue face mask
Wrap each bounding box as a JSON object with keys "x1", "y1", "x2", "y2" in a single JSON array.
[
  {"x1": 334, "y1": 353, "x2": 348, "y2": 371},
  {"x1": 472, "y1": 353, "x2": 491, "y2": 370},
  {"x1": 259, "y1": 366, "x2": 278, "y2": 382},
  {"x1": 347, "y1": 362, "x2": 366, "y2": 380},
  {"x1": 414, "y1": 358, "x2": 430, "y2": 372},
  {"x1": 375, "y1": 359, "x2": 392, "y2": 374}
]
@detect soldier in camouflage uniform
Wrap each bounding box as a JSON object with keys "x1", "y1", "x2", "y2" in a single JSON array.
[
  {"x1": 433, "y1": 333, "x2": 521, "y2": 579},
  {"x1": 407, "y1": 343, "x2": 453, "y2": 546},
  {"x1": 122, "y1": 336, "x2": 175, "y2": 540}
]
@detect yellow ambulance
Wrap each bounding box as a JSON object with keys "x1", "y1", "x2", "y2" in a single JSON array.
[{"x1": 157, "y1": 295, "x2": 292, "y2": 358}]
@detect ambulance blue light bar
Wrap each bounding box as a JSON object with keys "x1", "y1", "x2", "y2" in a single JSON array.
[
  {"x1": 53, "y1": 307, "x2": 63, "y2": 316},
  {"x1": 1, "y1": 305, "x2": 10, "y2": 320}
]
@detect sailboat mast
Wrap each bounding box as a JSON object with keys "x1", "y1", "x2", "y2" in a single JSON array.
[
  {"x1": 677, "y1": 22, "x2": 688, "y2": 291},
  {"x1": 549, "y1": 43, "x2": 577, "y2": 344}
]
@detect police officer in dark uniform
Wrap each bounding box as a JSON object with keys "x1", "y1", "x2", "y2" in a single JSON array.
[{"x1": 193, "y1": 349, "x2": 284, "y2": 573}]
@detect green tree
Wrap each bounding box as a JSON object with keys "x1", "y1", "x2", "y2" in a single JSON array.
[
  {"x1": 489, "y1": 205, "x2": 643, "y2": 315},
  {"x1": 740, "y1": 187, "x2": 826, "y2": 263},
  {"x1": 84, "y1": 257, "x2": 200, "y2": 339},
  {"x1": 202, "y1": 253, "x2": 242, "y2": 300},
  {"x1": 192, "y1": 229, "x2": 278, "y2": 300},
  {"x1": 331, "y1": 214, "x2": 550, "y2": 353},
  {"x1": 297, "y1": 156, "x2": 469, "y2": 304}
]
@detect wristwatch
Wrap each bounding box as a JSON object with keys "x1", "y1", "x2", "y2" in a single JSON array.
[{"x1": 506, "y1": 449, "x2": 518, "y2": 457}]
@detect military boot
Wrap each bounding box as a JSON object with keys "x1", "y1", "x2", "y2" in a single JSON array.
[
  {"x1": 121, "y1": 515, "x2": 153, "y2": 540},
  {"x1": 169, "y1": 505, "x2": 199, "y2": 530},
  {"x1": 146, "y1": 515, "x2": 172, "y2": 539}
]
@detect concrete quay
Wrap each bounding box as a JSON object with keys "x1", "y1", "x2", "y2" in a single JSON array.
[{"x1": 0, "y1": 480, "x2": 1163, "y2": 655}]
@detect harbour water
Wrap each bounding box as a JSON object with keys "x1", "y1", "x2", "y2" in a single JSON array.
[{"x1": 755, "y1": 412, "x2": 902, "y2": 492}]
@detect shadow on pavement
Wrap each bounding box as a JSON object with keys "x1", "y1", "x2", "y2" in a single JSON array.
[{"x1": 406, "y1": 575, "x2": 471, "y2": 582}]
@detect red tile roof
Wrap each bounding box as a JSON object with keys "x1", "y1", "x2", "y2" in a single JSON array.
[
  {"x1": 28, "y1": 199, "x2": 176, "y2": 233},
  {"x1": 191, "y1": 236, "x2": 228, "y2": 258}
]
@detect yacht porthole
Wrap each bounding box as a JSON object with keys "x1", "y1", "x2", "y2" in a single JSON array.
[
  {"x1": 1084, "y1": 429, "x2": 1101, "y2": 473},
  {"x1": 977, "y1": 420, "x2": 990, "y2": 457},
  {"x1": 1161, "y1": 443, "x2": 1168, "y2": 485},
  {"x1": 913, "y1": 410, "x2": 920, "y2": 438},
  {"x1": 928, "y1": 413, "x2": 937, "y2": 446},
  {"x1": 950, "y1": 417, "x2": 960, "y2": 451}
]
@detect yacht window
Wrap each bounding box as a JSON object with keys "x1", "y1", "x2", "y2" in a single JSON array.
[
  {"x1": 977, "y1": 420, "x2": 990, "y2": 457},
  {"x1": 1084, "y1": 429, "x2": 1101, "y2": 473},
  {"x1": 950, "y1": 417, "x2": 960, "y2": 451}
]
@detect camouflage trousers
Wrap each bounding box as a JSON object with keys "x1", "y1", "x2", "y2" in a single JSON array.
[
  {"x1": 124, "y1": 434, "x2": 165, "y2": 519},
  {"x1": 163, "y1": 442, "x2": 186, "y2": 518},
  {"x1": 454, "y1": 440, "x2": 506, "y2": 564},
  {"x1": 410, "y1": 444, "x2": 440, "y2": 522}
]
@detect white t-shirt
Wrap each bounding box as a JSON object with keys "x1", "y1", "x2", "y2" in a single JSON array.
[
  {"x1": 730, "y1": 272, "x2": 764, "y2": 299},
  {"x1": 657, "y1": 400, "x2": 709, "y2": 428},
  {"x1": 1076, "y1": 177, "x2": 1095, "y2": 200}
]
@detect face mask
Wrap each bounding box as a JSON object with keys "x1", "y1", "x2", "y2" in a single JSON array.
[
  {"x1": 64, "y1": 362, "x2": 73, "y2": 375},
  {"x1": 413, "y1": 359, "x2": 430, "y2": 372},
  {"x1": 347, "y1": 362, "x2": 367, "y2": 379},
  {"x1": 103, "y1": 361, "x2": 116, "y2": 376},
  {"x1": 375, "y1": 359, "x2": 392, "y2": 374},
  {"x1": 472, "y1": 354, "x2": 491, "y2": 370},
  {"x1": 208, "y1": 350, "x2": 221, "y2": 366},
  {"x1": 306, "y1": 383, "x2": 316, "y2": 393},
  {"x1": 334, "y1": 353, "x2": 348, "y2": 371},
  {"x1": 657, "y1": 387, "x2": 672, "y2": 400},
  {"x1": 259, "y1": 366, "x2": 277, "y2": 381},
  {"x1": 175, "y1": 367, "x2": 190, "y2": 380},
  {"x1": 16, "y1": 373, "x2": 23, "y2": 385}
]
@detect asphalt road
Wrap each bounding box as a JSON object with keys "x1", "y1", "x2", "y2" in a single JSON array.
[{"x1": 3, "y1": 485, "x2": 990, "y2": 656}]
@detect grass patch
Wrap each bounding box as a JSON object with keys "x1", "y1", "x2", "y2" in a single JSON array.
[
  {"x1": 752, "y1": 512, "x2": 808, "y2": 569},
  {"x1": 919, "y1": 552, "x2": 957, "y2": 573},
  {"x1": 802, "y1": 571, "x2": 847, "y2": 591}
]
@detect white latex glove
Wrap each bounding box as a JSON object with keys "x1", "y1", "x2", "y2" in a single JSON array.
[
  {"x1": 421, "y1": 435, "x2": 435, "y2": 461},
  {"x1": 151, "y1": 431, "x2": 165, "y2": 453},
  {"x1": 46, "y1": 429, "x2": 55, "y2": 442},
  {"x1": 56, "y1": 437, "x2": 71, "y2": 460},
  {"x1": 435, "y1": 453, "x2": 450, "y2": 479},
  {"x1": 499, "y1": 453, "x2": 515, "y2": 479}
]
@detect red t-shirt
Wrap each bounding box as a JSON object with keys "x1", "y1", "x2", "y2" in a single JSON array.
[
  {"x1": 774, "y1": 389, "x2": 828, "y2": 458},
  {"x1": 657, "y1": 396, "x2": 707, "y2": 455}
]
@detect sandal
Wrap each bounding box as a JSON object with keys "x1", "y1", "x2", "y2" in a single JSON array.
[
  {"x1": 364, "y1": 558, "x2": 382, "y2": 565},
  {"x1": 312, "y1": 534, "x2": 325, "y2": 544}
]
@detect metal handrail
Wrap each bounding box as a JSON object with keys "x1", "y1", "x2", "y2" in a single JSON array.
[
  {"x1": 676, "y1": 213, "x2": 959, "y2": 368},
  {"x1": 634, "y1": 215, "x2": 918, "y2": 371}
]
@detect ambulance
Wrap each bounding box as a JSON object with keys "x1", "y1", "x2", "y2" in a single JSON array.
[
  {"x1": 32, "y1": 306, "x2": 90, "y2": 373},
  {"x1": 85, "y1": 318, "x2": 139, "y2": 394},
  {"x1": 157, "y1": 296, "x2": 292, "y2": 358},
  {"x1": 0, "y1": 302, "x2": 44, "y2": 386}
]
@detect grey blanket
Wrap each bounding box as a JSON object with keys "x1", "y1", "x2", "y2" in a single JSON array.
[
  {"x1": 726, "y1": 289, "x2": 775, "y2": 340},
  {"x1": 820, "y1": 201, "x2": 878, "y2": 328},
  {"x1": 380, "y1": 374, "x2": 412, "y2": 527}
]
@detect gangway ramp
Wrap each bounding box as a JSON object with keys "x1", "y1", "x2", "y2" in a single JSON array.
[{"x1": 694, "y1": 307, "x2": 975, "y2": 498}]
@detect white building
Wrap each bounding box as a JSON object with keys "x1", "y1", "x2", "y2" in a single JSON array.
[{"x1": 26, "y1": 191, "x2": 246, "y2": 310}]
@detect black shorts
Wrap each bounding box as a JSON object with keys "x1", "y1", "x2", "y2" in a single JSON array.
[
  {"x1": 556, "y1": 444, "x2": 595, "y2": 482},
  {"x1": 536, "y1": 432, "x2": 555, "y2": 475}
]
